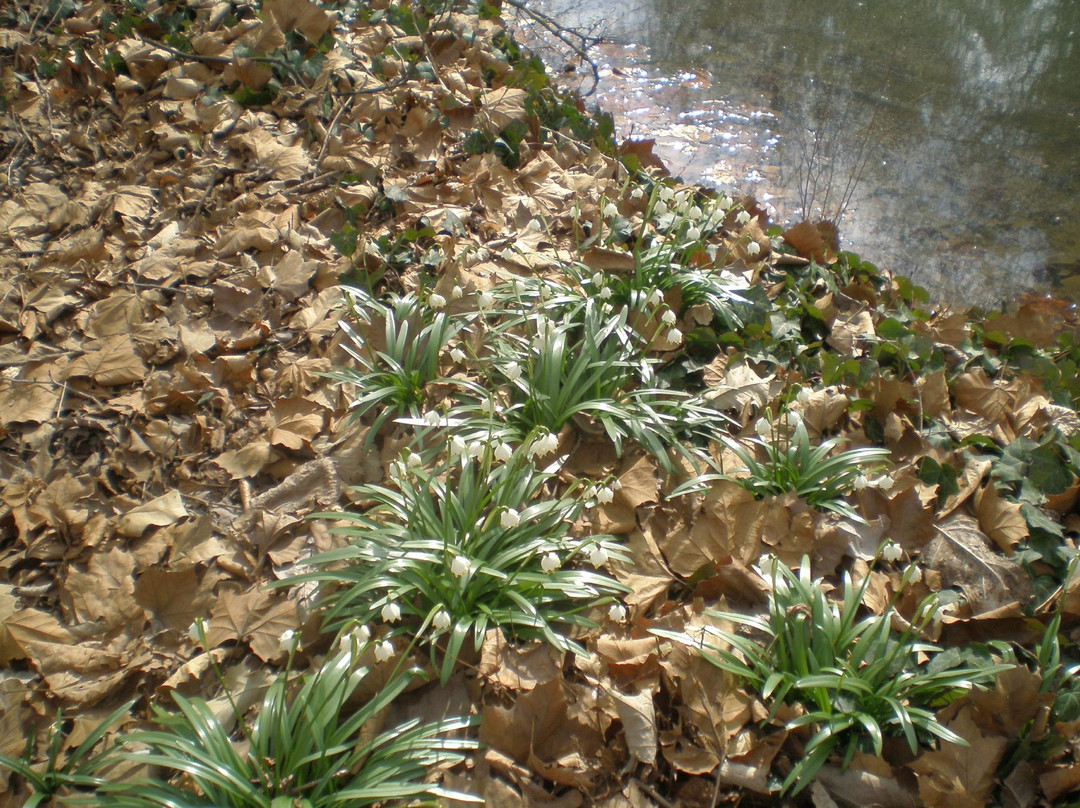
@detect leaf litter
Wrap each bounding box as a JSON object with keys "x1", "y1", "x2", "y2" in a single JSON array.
[{"x1": 2, "y1": 0, "x2": 1080, "y2": 805}]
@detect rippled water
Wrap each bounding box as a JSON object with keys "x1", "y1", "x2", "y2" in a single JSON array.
[{"x1": 513, "y1": 0, "x2": 1080, "y2": 307}]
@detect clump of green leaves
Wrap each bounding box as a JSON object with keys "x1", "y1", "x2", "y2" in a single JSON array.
[
  {"x1": 0, "y1": 704, "x2": 128, "y2": 807},
  {"x1": 655, "y1": 556, "x2": 1011, "y2": 794},
  {"x1": 289, "y1": 437, "x2": 628, "y2": 682},
  {"x1": 678, "y1": 407, "x2": 890, "y2": 522},
  {"x1": 329, "y1": 288, "x2": 472, "y2": 438},
  {"x1": 107, "y1": 649, "x2": 475, "y2": 808}
]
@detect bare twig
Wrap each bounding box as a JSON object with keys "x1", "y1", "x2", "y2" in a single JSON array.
[{"x1": 501, "y1": 0, "x2": 601, "y2": 96}]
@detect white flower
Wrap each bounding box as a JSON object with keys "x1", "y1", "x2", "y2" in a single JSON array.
[
  {"x1": 450, "y1": 347, "x2": 466, "y2": 363},
  {"x1": 754, "y1": 416, "x2": 771, "y2": 439},
  {"x1": 666, "y1": 327, "x2": 683, "y2": 344},
  {"x1": 603, "y1": 202, "x2": 619, "y2": 218},
  {"x1": 797, "y1": 387, "x2": 812, "y2": 405},
  {"x1": 736, "y1": 210, "x2": 751, "y2": 225},
  {"x1": 905, "y1": 564, "x2": 923, "y2": 584},
  {"x1": 494, "y1": 441, "x2": 514, "y2": 462},
  {"x1": 661, "y1": 309, "x2": 677, "y2": 325},
  {"x1": 674, "y1": 190, "x2": 689, "y2": 207},
  {"x1": 526, "y1": 217, "x2": 542, "y2": 232},
  {"x1": 374, "y1": 639, "x2": 395, "y2": 662},
  {"x1": 596, "y1": 486, "x2": 615, "y2": 504},
  {"x1": 630, "y1": 187, "x2": 645, "y2": 200},
  {"x1": 591, "y1": 271, "x2": 603, "y2": 286},
  {"x1": 505, "y1": 361, "x2": 522, "y2": 381},
  {"x1": 339, "y1": 623, "x2": 371, "y2": 651},
  {"x1": 501, "y1": 247, "x2": 515, "y2": 261},
  {"x1": 788, "y1": 409, "x2": 803, "y2": 429},
  {"x1": 719, "y1": 195, "x2": 733, "y2": 210},
  {"x1": 381, "y1": 601, "x2": 402, "y2": 622},
  {"x1": 589, "y1": 545, "x2": 609, "y2": 568},
  {"x1": 451, "y1": 435, "x2": 467, "y2": 455},
  {"x1": 514, "y1": 279, "x2": 527, "y2": 295},
  {"x1": 599, "y1": 287, "x2": 612, "y2": 300},
  {"x1": 388, "y1": 460, "x2": 406, "y2": 480},
  {"x1": 608, "y1": 603, "x2": 628, "y2": 622},
  {"x1": 424, "y1": 411, "x2": 443, "y2": 428},
  {"x1": 874, "y1": 474, "x2": 895, "y2": 491},
  {"x1": 881, "y1": 542, "x2": 903, "y2": 563},
  {"x1": 648, "y1": 288, "x2": 664, "y2": 306},
  {"x1": 654, "y1": 201, "x2": 669, "y2": 216},
  {"x1": 746, "y1": 241, "x2": 761, "y2": 256},
  {"x1": 659, "y1": 186, "x2": 674, "y2": 202},
  {"x1": 187, "y1": 619, "x2": 204, "y2": 644},
  {"x1": 931, "y1": 604, "x2": 946, "y2": 625},
  {"x1": 451, "y1": 285, "x2": 464, "y2": 299},
  {"x1": 406, "y1": 451, "x2": 423, "y2": 468},
  {"x1": 540, "y1": 552, "x2": 560, "y2": 573},
  {"x1": 480, "y1": 398, "x2": 495, "y2": 415},
  {"x1": 478, "y1": 290, "x2": 495, "y2": 309},
  {"x1": 467, "y1": 440, "x2": 484, "y2": 458},
  {"x1": 451, "y1": 555, "x2": 471, "y2": 577},
  {"x1": 853, "y1": 474, "x2": 869, "y2": 491},
  {"x1": 686, "y1": 226, "x2": 702, "y2": 242},
  {"x1": 534, "y1": 431, "x2": 559, "y2": 456},
  {"x1": 500, "y1": 508, "x2": 521, "y2": 529},
  {"x1": 612, "y1": 479, "x2": 622, "y2": 491},
  {"x1": 432, "y1": 609, "x2": 452, "y2": 630},
  {"x1": 278, "y1": 629, "x2": 299, "y2": 654},
  {"x1": 687, "y1": 205, "x2": 704, "y2": 220},
  {"x1": 429, "y1": 292, "x2": 447, "y2": 309}
]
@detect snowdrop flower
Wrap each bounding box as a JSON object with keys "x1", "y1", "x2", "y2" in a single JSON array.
[
  {"x1": 686, "y1": 226, "x2": 702, "y2": 242},
  {"x1": 599, "y1": 287, "x2": 612, "y2": 300},
  {"x1": 608, "y1": 602, "x2": 628, "y2": 622},
  {"x1": 449, "y1": 346, "x2": 466, "y2": 363},
  {"x1": 603, "y1": 202, "x2": 619, "y2": 218},
  {"x1": 480, "y1": 398, "x2": 495, "y2": 415},
  {"x1": 388, "y1": 460, "x2": 406, "y2": 480},
  {"x1": 881, "y1": 542, "x2": 903, "y2": 563},
  {"x1": 451, "y1": 435, "x2": 467, "y2": 455},
  {"x1": 500, "y1": 508, "x2": 521, "y2": 529},
  {"x1": 612, "y1": 479, "x2": 622, "y2": 491},
  {"x1": 787, "y1": 409, "x2": 803, "y2": 429},
  {"x1": 500, "y1": 247, "x2": 515, "y2": 261},
  {"x1": 381, "y1": 601, "x2": 402, "y2": 622},
  {"x1": 666, "y1": 327, "x2": 683, "y2": 344},
  {"x1": 467, "y1": 440, "x2": 484, "y2": 458},
  {"x1": 423, "y1": 410, "x2": 443, "y2": 427},
  {"x1": 736, "y1": 210, "x2": 751, "y2": 225},
  {"x1": 187, "y1": 618, "x2": 204, "y2": 645},
  {"x1": 478, "y1": 290, "x2": 495, "y2": 309},
  {"x1": 904, "y1": 563, "x2": 923, "y2": 584},
  {"x1": 797, "y1": 387, "x2": 812, "y2": 405},
  {"x1": 374, "y1": 640, "x2": 395, "y2": 662},
  {"x1": 853, "y1": 474, "x2": 869, "y2": 491},
  {"x1": 540, "y1": 552, "x2": 561, "y2": 573},
  {"x1": 687, "y1": 205, "x2": 704, "y2": 220},
  {"x1": 278, "y1": 629, "x2": 299, "y2": 654},
  {"x1": 526, "y1": 217, "x2": 543, "y2": 232},
  {"x1": 429, "y1": 292, "x2": 447, "y2": 309},
  {"x1": 514, "y1": 279, "x2": 527, "y2": 296},
  {"x1": 648, "y1": 288, "x2": 664, "y2": 306},
  {"x1": 451, "y1": 284, "x2": 464, "y2": 299},
  {"x1": 589, "y1": 545, "x2": 609, "y2": 568},
  {"x1": 659, "y1": 186, "x2": 675, "y2": 202},
  {"x1": 433, "y1": 609, "x2": 452, "y2": 630},
  {"x1": 406, "y1": 451, "x2": 423, "y2": 468},
  {"x1": 591, "y1": 271, "x2": 604, "y2": 286},
  {"x1": 754, "y1": 416, "x2": 771, "y2": 439},
  {"x1": 630, "y1": 186, "x2": 645, "y2": 200},
  {"x1": 494, "y1": 441, "x2": 514, "y2": 462},
  {"x1": 674, "y1": 190, "x2": 689, "y2": 206},
  {"x1": 340, "y1": 623, "x2": 371, "y2": 651},
  {"x1": 661, "y1": 309, "x2": 677, "y2": 325},
  {"x1": 534, "y1": 431, "x2": 559, "y2": 456},
  {"x1": 874, "y1": 474, "x2": 895, "y2": 491},
  {"x1": 596, "y1": 486, "x2": 615, "y2": 504},
  {"x1": 654, "y1": 200, "x2": 669, "y2": 216},
  {"x1": 746, "y1": 241, "x2": 761, "y2": 257},
  {"x1": 505, "y1": 361, "x2": 521, "y2": 381},
  {"x1": 451, "y1": 555, "x2": 472, "y2": 577}
]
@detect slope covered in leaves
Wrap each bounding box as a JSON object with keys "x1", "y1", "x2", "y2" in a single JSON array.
[{"x1": 2, "y1": 0, "x2": 1080, "y2": 806}]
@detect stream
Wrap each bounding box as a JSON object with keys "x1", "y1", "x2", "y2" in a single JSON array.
[{"x1": 512, "y1": 0, "x2": 1080, "y2": 308}]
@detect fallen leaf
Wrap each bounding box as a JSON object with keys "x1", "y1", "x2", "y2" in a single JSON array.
[{"x1": 116, "y1": 490, "x2": 188, "y2": 538}]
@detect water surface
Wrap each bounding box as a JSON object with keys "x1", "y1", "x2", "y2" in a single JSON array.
[{"x1": 514, "y1": 0, "x2": 1080, "y2": 306}]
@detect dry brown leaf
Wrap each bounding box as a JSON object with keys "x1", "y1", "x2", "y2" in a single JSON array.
[
  {"x1": 135, "y1": 567, "x2": 215, "y2": 633},
  {"x1": 908, "y1": 706, "x2": 1007, "y2": 808},
  {"x1": 611, "y1": 686, "x2": 656, "y2": 765},
  {"x1": 206, "y1": 587, "x2": 299, "y2": 661},
  {"x1": 116, "y1": 490, "x2": 188, "y2": 538},
  {"x1": 63, "y1": 335, "x2": 147, "y2": 386},
  {"x1": 973, "y1": 483, "x2": 1027, "y2": 553}
]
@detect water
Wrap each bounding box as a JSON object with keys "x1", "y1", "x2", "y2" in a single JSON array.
[{"x1": 512, "y1": 0, "x2": 1080, "y2": 307}]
